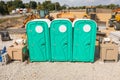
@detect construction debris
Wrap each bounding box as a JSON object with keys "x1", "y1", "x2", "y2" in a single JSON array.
[
  {"x1": 1, "y1": 53, "x2": 10, "y2": 65},
  {"x1": 109, "y1": 31, "x2": 120, "y2": 44}
]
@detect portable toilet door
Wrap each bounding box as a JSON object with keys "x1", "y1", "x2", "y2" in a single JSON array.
[
  {"x1": 39, "y1": 10, "x2": 45, "y2": 18},
  {"x1": 50, "y1": 19, "x2": 72, "y2": 61},
  {"x1": 73, "y1": 19, "x2": 97, "y2": 62},
  {"x1": 26, "y1": 19, "x2": 50, "y2": 62}
]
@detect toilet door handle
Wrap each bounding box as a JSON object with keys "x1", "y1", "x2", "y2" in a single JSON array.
[
  {"x1": 87, "y1": 43, "x2": 90, "y2": 45},
  {"x1": 41, "y1": 43, "x2": 45, "y2": 46},
  {"x1": 64, "y1": 42, "x2": 68, "y2": 46}
]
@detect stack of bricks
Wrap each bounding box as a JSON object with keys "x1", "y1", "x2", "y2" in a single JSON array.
[{"x1": 1, "y1": 53, "x2": 10, "y2": 65}]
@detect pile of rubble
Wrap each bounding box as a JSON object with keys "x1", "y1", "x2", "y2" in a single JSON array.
[{"x1": 0, "y1": 16, "x2": 24, "y2": 30}]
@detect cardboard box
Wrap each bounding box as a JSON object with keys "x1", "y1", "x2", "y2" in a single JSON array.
[
  {"x1": 7, "y1": 45, "x2": 25, "y2": 62},
  {"x1": 100, "y1": 42, "x2": 119, "y2": 62}
]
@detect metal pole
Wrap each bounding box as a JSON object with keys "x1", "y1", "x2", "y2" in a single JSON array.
[{"x1": 30, "y1": 0, "x2": 31, "y2": 9}]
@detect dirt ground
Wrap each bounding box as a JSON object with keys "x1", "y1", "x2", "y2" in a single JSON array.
[
  {"x1": 51, "y1": 12, "x2": 111, "y2": 22},
  {"x1": 0, "y1": 16, "x2": 25, "y2": 30},
  {"x1": 0, "y1": 12, "x2": 120, "y2": 80},
  {"x1": 0, "y1": 12, "x2": 111, "y2": 29}
]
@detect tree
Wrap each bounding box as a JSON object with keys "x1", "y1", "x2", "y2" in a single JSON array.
[
  {"x1": 96, "y1": 4, "x2": 103, "y2": 8},
  {"x1": 29, "y1": 1, "x2": 37, "y2": 9},
  {"x1": 7, "y1": 1, "x2": 15, "y2": 12},
  {"x1": 107, "y1": 4, "x2": 116, "y2": 9},
  {"x1": 7, "y1": 1, "x2": 13, "y2": 7},
  {"x1": 42, "y1": 1, "x2": 58, "y2": 10},
  {"x1": 38, "y1": 2, "x2": 41, "y2": 6},
  {"x1": 55, "y1": 2, "x2": 61, "y2": 10},
  {"x1": 24, "y1": 3, "x2": 29, "y2": 8},
  {"x1": 96, "y1": 4, "x2": 120, "y2": 9},
  {"x1": 6, "y1": 0, "x2": 25, "y2": 12},
  {"x1": 37, "y1": 2, "x2": 43, "y2": 10},
  {"x1": 0, "y1": 1, "x2": 9, "y2": 15},
  {"x1": 48, "y1": 3, "x2": 54, "y2": 10},
  {"x1": 61, "y1": 5, "x2": 67, "y2": 10},
  {"x1": 12, "y1": 0, "x2": 24, "y2": 8},
  {"x1": 42, "y1": 1, "x2": 51, "y2": 10},
  {"x1": 0, "y1": 4, "x2": 4, "y2": 15}
]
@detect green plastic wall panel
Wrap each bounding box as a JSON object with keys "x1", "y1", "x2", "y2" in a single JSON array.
[
  {"x1": 26, "y1": 19, "x2": 50, "y2": 62},
  {"x1": 73, "y1": 19, "x2": 97, "y2": 62},
  {"x1": 50, "y1": 19, "x2": 72, "y2": 61}
]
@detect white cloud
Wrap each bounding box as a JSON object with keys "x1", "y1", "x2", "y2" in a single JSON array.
[
  {"x1": 2, "y1": 0, "x2": 120, "y2": 6},
  {"x1": 52, "y1": 0, "x2": 120, "y2": 6}
]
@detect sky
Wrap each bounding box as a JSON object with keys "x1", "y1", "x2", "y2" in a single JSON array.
[{"x1": 3, "y1": 0, "x2": 120, "y2": 6}]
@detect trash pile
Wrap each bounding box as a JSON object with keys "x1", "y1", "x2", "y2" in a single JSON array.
[{"x1": 0, "y1": 37, "x2": 28, "y2": 65}]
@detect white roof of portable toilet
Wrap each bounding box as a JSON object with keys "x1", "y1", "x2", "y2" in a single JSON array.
[{"x1": 26, "y1": 19, "x2": 51, "y2": 28}]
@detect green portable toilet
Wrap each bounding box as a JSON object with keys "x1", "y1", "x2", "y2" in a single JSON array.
[
  {"x1": 50, "y1": 19, "x2": 72, "y2": 61},
  {"x1": 26, "y1": 19, "x2": 50, "y2": 62},
  {"x1": 73, "y1": 19, "x2": 97, "y2": 62}
]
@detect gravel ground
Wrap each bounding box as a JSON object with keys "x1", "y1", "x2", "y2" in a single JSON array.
[
  {"x1": 0, "y1": 61, "x2": 120, "y2": 80},
  {"x1": 0, "y1": 37, "x2": 120, "y2": 80}
]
